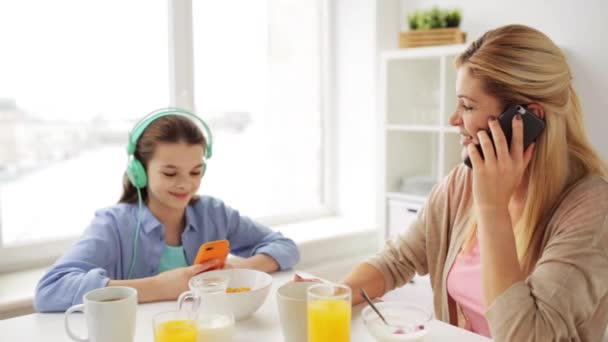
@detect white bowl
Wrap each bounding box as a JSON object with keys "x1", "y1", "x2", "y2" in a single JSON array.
[
  {"x1": 362, "y1": 302, "x2": 432, "y2": 341},
  {"x1": 197, "y1": 269, "x2": 273, "y2": 321}
]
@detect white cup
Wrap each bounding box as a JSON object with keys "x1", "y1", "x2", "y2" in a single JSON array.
[
  {"x1": 64, "y1": 286, "x2": 137, "y2": 342},
  {"x1": 276, "y1": 282, "x2": 317, "y2": 342}
]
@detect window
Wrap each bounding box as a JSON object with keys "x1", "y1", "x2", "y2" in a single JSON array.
[
  {"x1": 192, "y1": 0, "x2": 328, "y2": 220},
  {"x1": 0, "y1": 0, "x2": 169, "y2": 247},
  {"x1": 0, "y1": 0, "x2": 330, "y2": 269}
]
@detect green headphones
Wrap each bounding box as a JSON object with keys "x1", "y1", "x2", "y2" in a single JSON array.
[{"x1": 126, "y1": 107, "x2": 213, "y2": 189}]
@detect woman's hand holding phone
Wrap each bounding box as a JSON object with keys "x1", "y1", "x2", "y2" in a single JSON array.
[
  {"x1": 464, "y1": 105, "x2": 544, "y2": 169},
  {"x1": 467, "y1": 114, "x2": 535, "y2": 212}
]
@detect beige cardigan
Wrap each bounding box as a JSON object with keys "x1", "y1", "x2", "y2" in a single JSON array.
[{"x1": 368, "y1": 165, "x2": 608, "y2": 341}]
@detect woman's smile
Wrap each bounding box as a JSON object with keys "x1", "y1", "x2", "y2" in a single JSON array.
[{"x1": 459, "y1": 131, "x2": 475, "y2": 146}]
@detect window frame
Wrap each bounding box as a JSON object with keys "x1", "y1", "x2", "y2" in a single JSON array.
[{"x1": 0, "y1": 0, "x2": 335, "y2": 272}]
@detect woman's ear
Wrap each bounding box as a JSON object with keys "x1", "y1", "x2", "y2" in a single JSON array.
[{"x1": 525, "y1": 103, "x2": 545, "y2": 120}]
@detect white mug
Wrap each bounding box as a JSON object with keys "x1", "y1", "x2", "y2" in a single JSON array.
[
  {"x1": 64, "y1": 286, "x2": 137, "y2": 342},
  {"x1": 276, "y1": 282, "x2": 317, "y2": 342}
]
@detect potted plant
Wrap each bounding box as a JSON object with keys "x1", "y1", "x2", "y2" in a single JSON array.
[{"x1": 400, "y1": 7, "x2": 465, "y2": 48}]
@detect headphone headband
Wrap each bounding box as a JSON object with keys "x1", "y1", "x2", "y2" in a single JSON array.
[{"x1": 126, "y1": 107, "x2": 213, "y2": 159}]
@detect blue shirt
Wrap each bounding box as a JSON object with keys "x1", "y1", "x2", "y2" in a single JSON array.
[{"x1": 34, "y1": 196, "x2": 300, "y2": 312}]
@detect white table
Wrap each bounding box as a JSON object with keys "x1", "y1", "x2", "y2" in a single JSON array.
[{"x1": 0, "y1": 270, "x2": 490, "y2": 341}]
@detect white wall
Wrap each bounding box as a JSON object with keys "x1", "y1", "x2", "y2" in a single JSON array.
[
  {"x1": 401, "y1": 0, "x2": 608, "y2": 160},
  {"x1": 333, "y1": 0, "x2": 378, "y2": 224}
]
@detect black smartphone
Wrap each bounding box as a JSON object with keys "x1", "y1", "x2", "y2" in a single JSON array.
[{"x1": 464, "y1": 104, "x2": 545, "y2": 168}]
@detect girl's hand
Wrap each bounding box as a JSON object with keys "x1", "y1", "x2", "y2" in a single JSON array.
[
  {"x1": 467, "y1": 115, "x2": 535, "y2": 212},
  {"x1": 153, "y1": 259, "x2": 219, "y2": 301}
]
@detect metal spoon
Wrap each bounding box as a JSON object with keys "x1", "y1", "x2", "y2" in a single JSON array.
[{"x1": 360, "y1": 288, "x2": 388, "y2": 325}]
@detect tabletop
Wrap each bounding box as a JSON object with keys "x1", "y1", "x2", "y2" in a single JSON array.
[{"x1": 0, "y1": 270, "x2": 491, "y2": 341}]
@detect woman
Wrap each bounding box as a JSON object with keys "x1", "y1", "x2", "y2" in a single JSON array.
[
  {"x1": 344, "y1": 25, "x2": 608, "y2": 340},
  {"x1": 35, "y1": 109, "x2": 300, "y2": 312}
]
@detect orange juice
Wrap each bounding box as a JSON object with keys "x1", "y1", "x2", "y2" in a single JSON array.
[
  {"x1": 154, "y1": 319, "x2": 197, "y2": 342},
  {"x1": 307, "y1": 299, "x2": 351, "y2": 342}
]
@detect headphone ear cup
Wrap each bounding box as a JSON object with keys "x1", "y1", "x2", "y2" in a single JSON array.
[
  {"x1": 201, "y1": 162, "x2": 207, "y2": 178},
  {"x1": 127, "y1": 159, "x2": 147, "y2": 189}
]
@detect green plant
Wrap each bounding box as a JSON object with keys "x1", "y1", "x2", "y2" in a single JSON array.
[
  {"x1": 445, "y1": 9, "x2": 462, "y2": 28},
  {"x1": 407, "y1": 7, "x2": 462, "y2": 30}
]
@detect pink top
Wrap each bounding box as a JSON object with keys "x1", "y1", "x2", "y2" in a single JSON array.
[{"x1": 446, "y1": 236, "x2": 491, "y2": 338}]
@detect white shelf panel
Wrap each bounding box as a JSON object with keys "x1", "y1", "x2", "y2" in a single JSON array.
[
  {"x1": 385, "y1": 59, "x2": 440, "y2": 126},
  {"x1": 386, "y1": 125, "x2": 441, "y2": 132},
  {"x1": 386, "y1": 192, "x2": 427, "y2": 204},
  {"x1": 382, "y1": 44, "x2": 467, "y2": 61},
  {"x1": 443, "y1": 54, "x2": 459, "y2": 124},
  {"x1": 385, "y1": 131, "x2": 439, "y2": 195}
]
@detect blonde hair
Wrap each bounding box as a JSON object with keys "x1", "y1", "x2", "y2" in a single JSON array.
[{"x1": 456, "y1": 25, "x2": 607, "y2": 275}]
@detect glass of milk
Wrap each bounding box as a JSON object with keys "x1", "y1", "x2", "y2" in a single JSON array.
[{"x1": 178, "y1": 274, "x2": 235, "y2": 342}]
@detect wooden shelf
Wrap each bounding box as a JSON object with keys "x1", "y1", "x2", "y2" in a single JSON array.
[{"x1": 399, "y1": 28, "x2": 466, "y2": 48}]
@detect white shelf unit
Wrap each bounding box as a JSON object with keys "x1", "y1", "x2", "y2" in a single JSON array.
[{"x1": 379, "y1": 44, "x2": 467, "y2": 242}]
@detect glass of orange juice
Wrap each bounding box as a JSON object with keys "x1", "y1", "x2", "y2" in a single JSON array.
[
  {"x1": 153, "y1": 310, "x2": 197, "y2": 342},
  {"x1": 307, "y1": 283, "x2": 352, "y2": 342}
]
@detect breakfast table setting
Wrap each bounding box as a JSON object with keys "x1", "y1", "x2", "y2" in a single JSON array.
[{"x1": 0, "y1": 269, "x2": 491, "y2": 341}]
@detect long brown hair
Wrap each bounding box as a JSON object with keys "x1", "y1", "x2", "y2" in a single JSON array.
[
  {"x1": 119, "y1": 115, "x2": 207, "y2": 203},
  {"x1": 457, "y1": 25, "x2": 607, "y2": 275}
]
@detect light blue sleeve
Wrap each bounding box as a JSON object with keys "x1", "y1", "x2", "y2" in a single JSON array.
[
  {"x1": 212, "y1": 199, "x2": 300, "y2": 270},
  {"x1": 34, "y1": 209, "x2": 120, "y2": 312}
]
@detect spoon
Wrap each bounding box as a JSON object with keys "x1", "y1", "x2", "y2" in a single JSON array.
[{"x1": 360, "y1": 288, "x2": 388, "y2": 326}]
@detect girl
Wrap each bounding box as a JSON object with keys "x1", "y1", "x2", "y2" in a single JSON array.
[
  {"x1": 338, "y1": 25, "x2": 607, "y2": 340},
  {"x1": 35, "y1": 108, "x2": 300, "y2": 312}
]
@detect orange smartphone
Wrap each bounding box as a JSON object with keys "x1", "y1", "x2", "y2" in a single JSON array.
[{"x1": 194, "y1": 240, "x2": 230, "y2": 270}]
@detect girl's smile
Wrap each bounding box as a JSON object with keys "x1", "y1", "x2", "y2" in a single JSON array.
[{"x1": 169, "y1": 191, "x2": 190, "y2": 200}]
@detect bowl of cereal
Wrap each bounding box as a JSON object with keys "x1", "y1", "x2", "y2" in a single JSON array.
[
  {"x1": 189, "y1": 268, "x2": 273, "y2": 321},
  {"x1": 362, "y1": 302, "x2": 432, "y2": 341}
]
